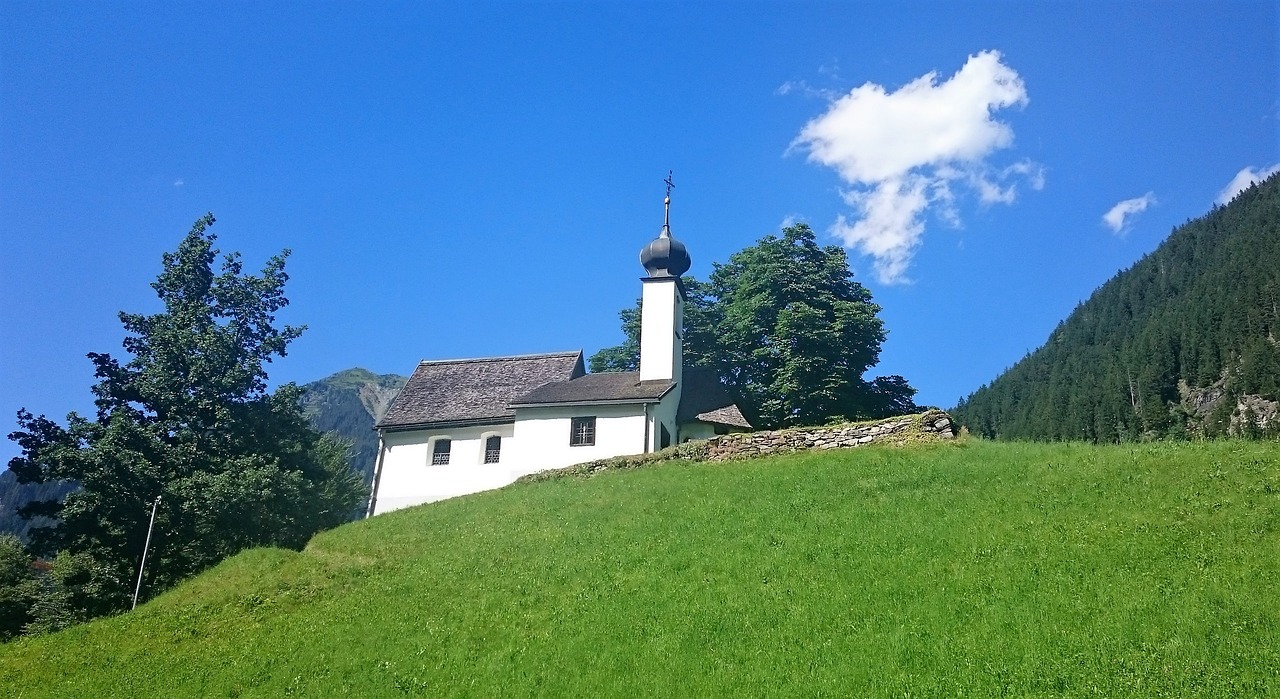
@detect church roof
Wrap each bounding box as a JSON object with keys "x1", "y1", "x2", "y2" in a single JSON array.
[
  {"x1": 377, "y1": 351, "x2": 585, "y2": 430},
  {"x1": 511, "y1": 372, "x2": 675, "y2": 407},
  {"x1": 513, "y1": 367, "x2": 751, "y2": 429},
  {"x1": 676, "y1": 368, "x2": 754, "y2": 429}
]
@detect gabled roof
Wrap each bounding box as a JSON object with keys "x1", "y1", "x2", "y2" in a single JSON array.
[
  {"x1": 514, "y1": 367, "x2": 751, "y2": 430},
  {"x1": 377, "y1": 351, "x2": 585, "y2": 430},
  {"x1": 511, "y1": 372, "x2": 674, "y2": 407},
  {"x1": 676, "y1": 367, "x2": 753, "y2": 429}
]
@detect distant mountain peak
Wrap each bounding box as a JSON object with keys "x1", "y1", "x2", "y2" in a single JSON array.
[{"x1": 302, "y1": 368, "x2": 408, "y2": 484}]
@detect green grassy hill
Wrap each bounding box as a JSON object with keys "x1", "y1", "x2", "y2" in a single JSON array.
[{"x1": 2, "y1": 440, "x2": 1277, "y2": 697}]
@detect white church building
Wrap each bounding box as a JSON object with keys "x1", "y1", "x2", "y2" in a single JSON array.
[{"x1": 366, "y1": 189, "x2": 751, "y2": 516}]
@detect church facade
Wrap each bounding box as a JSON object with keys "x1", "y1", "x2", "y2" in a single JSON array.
[{"x1": 366, "y1": 192, "x2": 750, "y2": 516}]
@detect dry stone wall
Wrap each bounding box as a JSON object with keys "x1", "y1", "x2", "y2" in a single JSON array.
[
  {"x1": 516, "y1": 410, "x2": 958, "y2": 485},
  {"x1": 702, "y1": 409, "x2": 956, "y2": 462}
]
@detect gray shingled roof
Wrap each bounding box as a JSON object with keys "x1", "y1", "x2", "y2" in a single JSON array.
[
  {"x1": 377, "y1": 351, "x2": 585, "y2": 430},
  {"x1": 676, "y1": 367, "x2": 753, "y2": 429},
  {"x1": 511, "y1": 372, "x2": 674, "y2": 406}
]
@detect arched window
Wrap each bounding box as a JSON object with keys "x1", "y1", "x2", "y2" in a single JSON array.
[
  {"x1": 483, "y1": 436, "x2": 501, "y2": 464},
  {"x1": 431, "y1": 438, "x2": 451, "y2": 465}
]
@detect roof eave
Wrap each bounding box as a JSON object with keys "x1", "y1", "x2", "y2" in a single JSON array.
[
  {"x1": 377, "y1": 416, "x2": 517, "y2": 433},
  {"x1": 510, "y1": 396, "x2": 663, "y2": 410}
]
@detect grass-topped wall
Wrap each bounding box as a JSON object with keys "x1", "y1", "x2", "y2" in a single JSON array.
[{"x1": 518, "y1": 410, "x2": 957, "y2": 484}]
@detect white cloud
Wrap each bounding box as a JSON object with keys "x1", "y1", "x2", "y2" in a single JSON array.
[
  {"x1": 833, "y1": 176, "x2": 928, "y2": 283},
  {"x1": 776, "y1": 80, "x2": 838, "y2": 100},
  {"x1": 173, "y1": 178, "x2": 185, "y2": 187},
  {"x1": 789, "y1": 50, "x2": 1039, "y2": 283},
  {"x1": 1215, "y1": 164, "x2": 1280, "y2": 205},
  {"x1": 779, "y1": 213, "x2": 806, "y2": 229},
  {"x1": 1101, "y1": 192, "x2": 1156, "y2": 235}
]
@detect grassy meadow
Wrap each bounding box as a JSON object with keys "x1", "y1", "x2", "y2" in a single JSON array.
[{"x1": 1, "y1": 438, "x2": 1277, "y2": 697}]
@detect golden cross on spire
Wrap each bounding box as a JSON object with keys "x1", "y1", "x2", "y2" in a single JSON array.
[{"x1": 663, "y1": 170, "x2": 674, "y2": 232}]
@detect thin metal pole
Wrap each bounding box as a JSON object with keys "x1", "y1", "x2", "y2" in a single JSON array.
[{"x1": 132, "y1": 496, "x2": 161, "y2": 610}]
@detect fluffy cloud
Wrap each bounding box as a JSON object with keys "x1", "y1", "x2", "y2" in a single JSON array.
[
  {"x1": 790, "y1": 51, "x2": 1040, "y2": 284},
  {"x1": 1216, "y1": 164, "x2": 1280, "y2": 205},
  {"x1": 1101, "y1": 193, "x2": 1156, "y2": 235}
]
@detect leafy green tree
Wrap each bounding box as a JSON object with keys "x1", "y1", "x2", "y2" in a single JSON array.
[
  {"x1": 589, "y1": 280, "x2": 722, "y2": 374},
  {"x1": 589, "y1": 306, "x2": 641, "y2": 373},
  {"x1": 0, "y1": 534, "x2": 40, "y2": 641},
  {"x1": 7, "y1": 214, "x2": 366, "y2": 620},
  {"x1": 590, "y1": 223, "x2": 916, "y2": 429}
]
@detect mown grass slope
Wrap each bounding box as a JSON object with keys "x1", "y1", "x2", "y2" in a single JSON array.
[{"x1": 2, "y1": 440, "x2": 1278, "y2": 697}]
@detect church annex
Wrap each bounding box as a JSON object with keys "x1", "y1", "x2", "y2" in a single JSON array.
[{"x1": 366, "y1": 186, "x2": 750, "y2": 515}]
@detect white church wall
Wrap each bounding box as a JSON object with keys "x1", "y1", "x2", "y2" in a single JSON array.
[
  {"x1": 511, "y1": 403, "x2": 648, "y2": 470},
  {"x1": 374, "y1": 424, "x2": 519, "y2": 514},
  {"x1": 373, "y1": 404, "x2": 653, "y2": 515}
]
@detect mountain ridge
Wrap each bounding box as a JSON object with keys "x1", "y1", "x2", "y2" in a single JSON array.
[{"x1": 953, "y1": 173, "x2": 1280, "y2": 440}]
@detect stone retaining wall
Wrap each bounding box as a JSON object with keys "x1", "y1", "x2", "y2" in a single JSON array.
[
  {"x1": 702, "y1": 409, "x2": 956, "y2": 462},
  {"x1": 516, "y1": 410, "x2": 957, "y2": 484}
]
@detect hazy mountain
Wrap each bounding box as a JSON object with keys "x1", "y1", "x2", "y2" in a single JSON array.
[
  {"x1": 0, "y1": 470, "x2": 74, "y2": 544},
  {"x1": 0, "y1": 368, "x2": 406, "y2": 542},
  {"x1": 954, "y1": 173, "x2": 1280, "y2": 441},
  {"x1": 300, "y1": 368, "x2": 408, "y2": 485}
]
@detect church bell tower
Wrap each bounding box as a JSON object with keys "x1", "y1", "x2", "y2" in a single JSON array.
[{"x1": 638, "y1": 174, "x2": 690, "y2": 383}]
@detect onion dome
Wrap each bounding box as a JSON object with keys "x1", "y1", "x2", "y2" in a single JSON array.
[{"x1": 639, "y1": 188, "x2": 691, "y2": 277}]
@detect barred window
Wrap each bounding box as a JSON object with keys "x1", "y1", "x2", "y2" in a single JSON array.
[
  {"x1": 484, "y1": 436, "x2": 502, "y2": 464},
  {"x1": 431, "y1": 439, "x2": 451, "y2": 465},
  {"x1": 570, "y1": 417, "x2": 596, "y2": 446}
]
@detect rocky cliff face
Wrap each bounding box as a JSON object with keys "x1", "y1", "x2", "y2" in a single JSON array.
[
  {"x1": 301, "y1": 368, "x2": 407, "y2": 484},
  {"x1": 1177, "y1": 376, "x2": 1280, "y2": 438}
]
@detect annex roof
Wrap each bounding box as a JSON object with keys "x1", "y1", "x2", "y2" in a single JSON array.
[
  {"x1": 511, "y1": 371, "x2": 674, "y2": 407},
  {"x1": 676, "y1": 367, "x2": 754, "y2": 429},
  {"x1": 377, "y1": 351, "x2": 585, "y2": 430}
]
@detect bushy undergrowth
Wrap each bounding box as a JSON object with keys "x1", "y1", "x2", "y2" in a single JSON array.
[{"x1": 1, "y1": 439, "x2": 1277, "y2": 697}]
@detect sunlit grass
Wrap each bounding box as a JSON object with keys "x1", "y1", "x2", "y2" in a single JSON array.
[{"x1": 2, "y1": 439, "x2": 1277, "y2": 697}]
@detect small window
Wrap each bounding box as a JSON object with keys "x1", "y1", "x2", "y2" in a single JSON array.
[
  {"x1": 570, "y1": 417, "x2": 596, "y2": 446},
  {"x1": 483, "y1": 436, "x2": 501, "y2": 464},
  {"x1": 431, "y1": 439, "x2": 451, "y2": 465}
]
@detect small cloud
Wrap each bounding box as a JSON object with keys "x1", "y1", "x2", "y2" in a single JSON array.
[
  {"x1": 1215, "y1": 164, "x2": 1279, "y2": 205},
  {"x1": 1102, "y1": 192, "x2": 1156, "y2": 235},
  {"x1": 173, "y1": 178, "x2": 185, "y2": 187},
  {"x1": 779, "y1": 214, "x2": 806, "y2": 229},
  {"x1": 776, "y1": 80, "x2": 837, "y2": 100},
  {"x1": 789, "y1": 50, "x2": 1041, "y2": 283}
]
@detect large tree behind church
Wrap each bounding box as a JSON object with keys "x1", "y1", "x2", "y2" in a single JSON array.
[
  {"x1": 8, "y1": 214, "x2": 365, "y2": 626},
  {"x1": 591, "y1": 223, "x2": 916, "y2": 429}
]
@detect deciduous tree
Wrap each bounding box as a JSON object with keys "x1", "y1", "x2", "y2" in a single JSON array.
[
  {"x1": 591, "y1": 223, "x2": 916, "y2": 428},
  {"x1": 8, "y1": 214, "x2": 365, "y2": 622}
]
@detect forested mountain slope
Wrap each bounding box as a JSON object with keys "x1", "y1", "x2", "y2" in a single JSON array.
[{"x1": 954, "y1": 173, "x2": 1280, "y2": 441}]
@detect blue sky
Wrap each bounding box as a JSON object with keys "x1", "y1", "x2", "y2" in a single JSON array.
[{"x1": 2, "y1": 1, "x2": 1276, "y2": 464}]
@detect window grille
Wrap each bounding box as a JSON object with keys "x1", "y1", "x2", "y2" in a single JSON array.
[
  {"x1": 570, "y1": 417, "x2": 596, "y2": 446},
  {"x1": 484, "y1": 436, "x2": 501, "y2": 464},
  {"x1": 431, "y1": 439, "x2": 451, "y2": 465}
]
